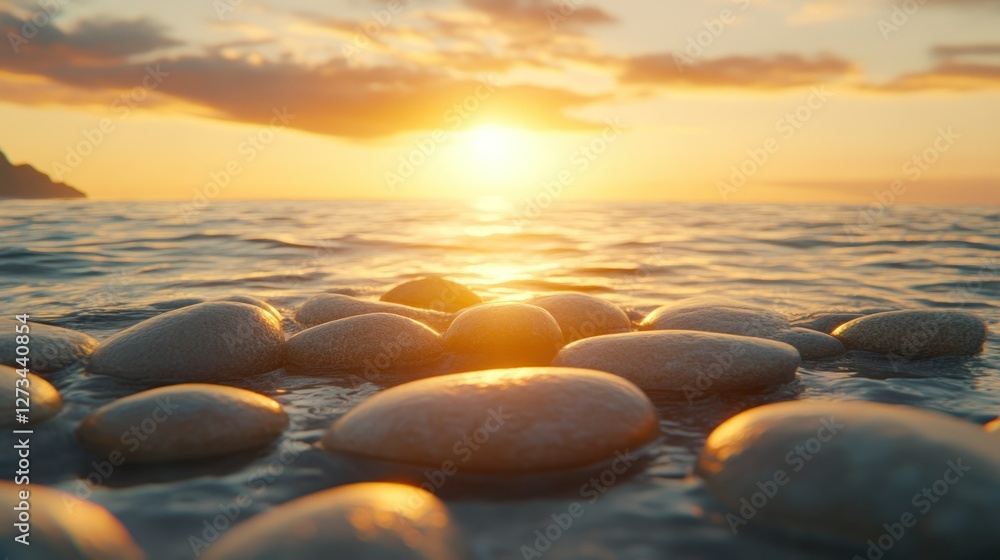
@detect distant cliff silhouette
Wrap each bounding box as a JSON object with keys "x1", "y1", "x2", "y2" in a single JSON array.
[{"x1": 0, "y1": 150, "x2": 86, "y2": 199}]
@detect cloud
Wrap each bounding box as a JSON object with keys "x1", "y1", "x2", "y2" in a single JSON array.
[
  {"x1": 928, "y1": 0, "x2": 1000, "y2": 7},
  {"x1": 0, "y1": 10, "x2": 603, "y2": 138},
  {"x1": 620, "y1": 53, "x2": 854, "y2": 90},
  {"x1": 871, "y1": 60, "x2": 1000, "y2": 92},
  {"x1": 461, "y1": 0, "x2": 617, "y2": 30},
  {"x1": 932, "y1": 43, "x2": 1000, "y2": 57},
  {"x1": 0, "y1": 12, "x2": 179, "y2": 61}
]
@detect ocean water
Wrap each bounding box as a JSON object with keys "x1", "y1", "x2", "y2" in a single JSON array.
[{"x1": 1, "y1": 199, "x2": 998, "y2": 560}]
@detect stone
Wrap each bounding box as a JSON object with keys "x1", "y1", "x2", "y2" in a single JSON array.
[
  {"x1": 76, "y1": 384, "x2": 288, "y2": 463},
  {"x1": 696, "y1": 400, "x2": 1000, "y2": 559},
  {"x1": 220, "y1": 295, "x2": 282, "y2": 321},
  {"x1": 87, "y1": 302, "x2": 285, "y2": 382},
  {"x1": 552, "y1": 331, "x2": 799, "y2": 396},
  {"x1": 0, "y1": 481, "x2": 144, "y2": 559},
  {"x1": 639, "y1": 296, "x2": 789, "y2": 338},
  {"x1": 768, "y1": 328, "x2": 845, "y2": 360},
  {"x1": 286, "y1": 313, "x2": 444, "y2": 376},
  {"x1": 0, "y1": 364, "x2": 62, "y2": 427},
  {"x1": 323, "y1": 367, "x2": 659, "y2": 472},
  {"x1": 380, "y1": 276, "x2": 482, "y2": 313},
  {"x1": 442, "y1": 302, "x2": 564, "y2": 369},
  {"x1": 0, "y1": 318, "x2": 97, "y2": 373},
  {"x1": 297, "y1": 293, "x2": 453, "y2": 332},
  {"x1": 527, "y1": 292, "x2": 631, "y2": 342},
  {"x1": 832, "y1": 310, "x2": 988, "y2": 358},
  {"x1": 200, "y1": 483, "x2": 470, "y2": 560},
  {"x1": 790, "y1": 312, "x2": 867, "y2": 334}
]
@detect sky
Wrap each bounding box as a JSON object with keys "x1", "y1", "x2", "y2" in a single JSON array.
[{"x1": 1, "y1": 0, "x2": 999, "y2": 204}]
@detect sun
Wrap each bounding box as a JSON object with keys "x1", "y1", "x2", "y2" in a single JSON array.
[
  {"x1": 467, "y1": 125, "x2": 520, "y2": 165},
  {"x1": 435, "y1": 124, "x2": 557, "y2": 197}
]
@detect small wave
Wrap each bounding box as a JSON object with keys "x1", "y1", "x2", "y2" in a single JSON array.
[{"x1": 492, "y1": 279, "x2": 612, "y2": 293}]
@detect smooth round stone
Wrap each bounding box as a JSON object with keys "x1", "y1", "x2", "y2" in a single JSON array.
[
  {"x1": 639, "y1": 296, "x2": 790, "y2": 338},
  {"x1": 201, "y1": 483, "x2": 470, "y2": 560},
  {"x1": 769, "y1": 328, "x2": 845, "y2": 360},
  {"x1": 286, "y1": 313, "x2": 444, "y2": 376},
  {"x1": 442, "y1": 302, "x2": 565, "y2": 369},
  {"x1": 323, "y1": 367, "x2": 659, "y2": 472},
  {"x1": 0, "y1": 364, "x2": 62, "y2": 427},
  {"x1": 552, "y1": 331, "x2": 799, "y2": 395},
  {"x1": 297, "y1": 293, "x2": 454, "y2": 331},
  {"x1": 0, "y1": 481, "x2": 144, "y2": 560},
  {"x1": 87, "y1": 302, "x2": 285, "y2": 382},
  {"x1": 0, "y1": 318, "x2": 97, "y2": 373},
  {"x1": 380, "y1": 276, "x2": 482, "y2": 313},
  {"x1": 832, "y1": 310, "x2": 988, "y2": 358},
  {"x1": 790, "y1": 312, "x2": 867, "y2": 334},
  {"x1": 527, "y1": 292, "x2": 631, "y2": 343},
  {"x1": 76, "y1": 384, "x2": 288, "y2": 462},
  {"x1": 697, "y1": 401, "x2": 1000, "y2": 559},
  {"x1": 220, "y1": 295, "x2": 282, "y2": 321}
]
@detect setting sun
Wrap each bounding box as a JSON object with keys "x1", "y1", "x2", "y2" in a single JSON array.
[
  {"x1": 441, "y1": 125, "x2": 554, "y2": 196},
  {"x1": 468, "y1": 125, "x2": 520, "y2": 165}
]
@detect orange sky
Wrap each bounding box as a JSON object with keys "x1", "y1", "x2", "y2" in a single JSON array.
[{"x1": 1, "y1": 0, "x2": 998, "y2": 204}]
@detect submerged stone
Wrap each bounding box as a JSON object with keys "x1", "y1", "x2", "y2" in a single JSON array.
[
  {"x1": 0, "y1": 318, "x2": 97, "y2": 373},
  {"x1": 380, "y1": 276, "x2": 482, "y2": 313},
  {"x1": 76, "y1": 384, "x2": 288, "y2": 462},
  {"x1": 552, "y1": 331, "x2": 799, "y2": 396},
  {"x1": 769, "y1": 327, "x2": 845, "y2": 360},
  {"x1": 832, "y1": 310, "x2": 988, "y2": 358},
  {"x1": 639, "y1": 296, "x2": 789, "y2": 338},
  {"x1": 790, "y1": 312, "x2": 867, "y2": 334},
  {"x1": 697, "y1": 400, "x2": 1000, "y2": 559},
  {"x1": 286, "y1": 313, "x2": 444, "y2": 376},
  {"x1": 87, "y1": 302, "x2": 285, "y2": 382},
  {"x1": 201, "y1": 483, "x2": 470, "y2": 560},
  {"x1": 323, "y1": 367, "x2": 659, "y2": 472},
  {"x1": 297, "y1": 293, "x2": 453, "y2": 331},
  {"x1": 527, "y1": 292, "x2": 631, "y2": 342}
]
